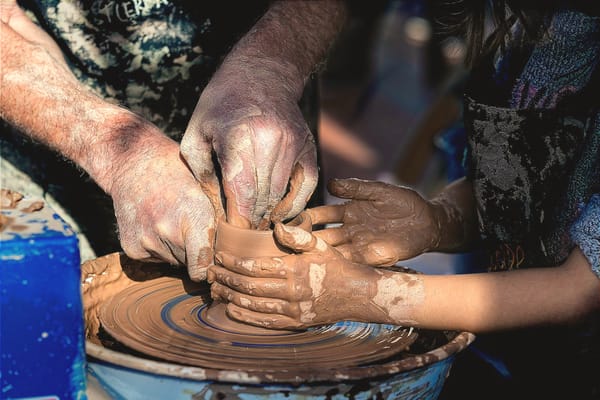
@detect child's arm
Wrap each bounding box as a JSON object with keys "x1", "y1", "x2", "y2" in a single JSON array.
[
  {"x1": 411, "y1": 247, "x2": 600, "y2": 332},
  {"x1": 208, "y1": 226, "x2": 600, "y2": 331}
]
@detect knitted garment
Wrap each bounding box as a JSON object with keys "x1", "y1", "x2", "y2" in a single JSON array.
[
  {"x1": 510, "y1": 9, "x2": 600, "y2": 109},
  {"x1": 571, "y1": 194, "x2": 600, "y2": 277},
  {"x1": 482, "y1": 8, "x2": 600, "y2": 277}
]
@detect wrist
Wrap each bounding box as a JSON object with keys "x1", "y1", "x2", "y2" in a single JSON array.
[
  {"x1": 367, "y1": 269, "x2": 423, "y2": 326},
  {"x1": 80, "y1": 110, "x2": 175, "y2": 195},
  {"x1": 214, "y1": 54, "x2": 305, "y2": 101},
  {"x1": 428, "y1": 197, "x2": 464, "y2": 252}
]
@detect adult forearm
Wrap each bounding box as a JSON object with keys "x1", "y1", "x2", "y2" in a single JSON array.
[
  {"x1": 223, "y1": 0, "x2": 347, "y2": 99},
  {"x1": 0, "y1": 22, "x2": 169, "y2": 194}
]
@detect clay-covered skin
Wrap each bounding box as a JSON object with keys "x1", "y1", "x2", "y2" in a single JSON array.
[
  {"x1": 1, "y1": 3, "x2": 222, "y2": 282},
  {"x1": 306, "y1": 179, "x2": 440, "y2": 266},
  {"x1": 305, "y1": 178, "x2": 476, "y2": 267},
  {"x1": 180, "y1": 1, "x2": 347, "y2": 230},
  {"x1": 208, "y1": 224, "x2": 424, "y2": 330},
  {"x1": 181, "y1": 70, "x2": 317, "y2": 230},
  {"x1": 109, "y1": 134, "x2": 222, "y2": 281},
  {"x1": 1, "y1": 1, "x2": 346, "y2": 283}
]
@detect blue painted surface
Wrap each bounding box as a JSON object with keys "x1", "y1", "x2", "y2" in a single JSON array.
[
  {"x1": 1, "y1": 198, "x2": 86, "y2": 400},
  {"x1": 88, "y1": 355, "x2": 454, "y2": 400}
]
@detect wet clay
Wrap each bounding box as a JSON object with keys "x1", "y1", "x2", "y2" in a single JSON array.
[
  {"x1": 205, "y1": 212, "x2": 313, "y2": 331},
  {"x1": 1, "y1": 189, "x2": 23, "y2": 230},
  {"x1": 214, "y1": 211, "x2": 312, "y2": 257},
  {"x1": 98, "y1": 268, "x2": 418, "y2": 372},
  {"x1": 85, "y1": 252, "x2": 475, "y2": 382},
  {"x1": 210, "y1": 224, "x2": 425, "y2": 329},
  {"x1": 0, "y1": 189, "x2": 45, "y2": 232},
  {"x1": 97, "y1": 214, "x2": 419, "y2": 371},
  {"x1": 1, "y1": 189, "x2": 24, "y2": 209}
]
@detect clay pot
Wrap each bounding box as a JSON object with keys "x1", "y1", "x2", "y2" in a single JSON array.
[
  {"x1": 215, "y1": 212, "x2": 312, "y2": 258},
  {"x1": 209, "y1": 212, "x2": 313, "y2": 333}
]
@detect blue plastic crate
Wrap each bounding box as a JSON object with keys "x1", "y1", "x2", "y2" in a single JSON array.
[{"x1": 1, "y1": 193, "x2": 86, "y2": 400}]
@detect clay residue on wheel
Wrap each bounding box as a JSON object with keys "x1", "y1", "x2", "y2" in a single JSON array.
[
  {"x1": 97, "y1": 271, "x2": 417, "y2": 372},
  {"x1": 82, "y1": 253, "x2": 475, "y2": 383},
  {"x1": 82, "y1": 252, "x2": 181, "y2": 344},
  {"x1": 1, "y1": 188, "x2": 24, "y2": 209}
]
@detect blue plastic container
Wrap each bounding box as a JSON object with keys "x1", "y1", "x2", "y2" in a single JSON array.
[{"x1": 1, "y1": 193, "x2": 86, "y2": 400}]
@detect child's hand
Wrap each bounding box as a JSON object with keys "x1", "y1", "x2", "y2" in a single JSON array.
[
  {"x1": 308, "y1": 178, "x2": 442, "y2": 266},
  {"x1": 207, "y1": 224, "x2": 392, "y2": 330}
]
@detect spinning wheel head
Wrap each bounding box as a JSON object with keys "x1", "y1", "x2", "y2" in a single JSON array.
[{"x1": 99, "y1": 275, "x2": 418, "y2": 373}]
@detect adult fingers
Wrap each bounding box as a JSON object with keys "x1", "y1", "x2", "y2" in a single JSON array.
[
  {"x1": 117, "y1": 217, "x2": 179, "y2": 265},
  {"x1": 180, "y1": 128, "x2": 215, "y2": 182},
  {"x1": 271, "y1": 142, "x2": 318, "y2": 223},
  {"x1": 179, "y1": 127, "x2": 225, "y2": 222},
  {"x1": 181, "y1": 199, "x2": 217, "y2": 282},
  {"x1": 198, "y1": 174, "x2": 225, "y2": 221},
  {"x1": 186, "y1": 245, "x2": 213, "y2": 281},
  {"x1": 185, "y1": 235, "x2": 215, "y2": 282},
  {"x1": 258, "y1": 158, "x2": 294, "y2": 230},
  {"x1": 217, "y1": 125, "x2": 257, "y2": 229}
]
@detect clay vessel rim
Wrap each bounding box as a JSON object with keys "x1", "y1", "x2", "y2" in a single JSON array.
[{"x1": 217, "y1": 211, "x2": 312, "y2": 235}]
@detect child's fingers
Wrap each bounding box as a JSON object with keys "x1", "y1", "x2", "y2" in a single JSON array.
[
  {"x1": 211, "y1": 282, "x2": 297, "y2": 316},
  {"x1": 215, "y1": 251, "x2": 288, "y2": 278},
  {"x1": 305, "y1": 204, "x2": 345, "y2": 225},
  {"x1": 208, "y1": 264, "x2": 288, "y2": 298},
  {"x1": 274, "y1": 224, "x2": 340, "y2": 259},
  {"x1": 328, "y1": 178, "x2": 395, "y2": 201},
  {"x1": 226, "y1": 303, "x2": 305, "y2": 330},
  {"x1": 312, "y1": 226, "x2": 349, "y2": 246},
  {"x1": 361, "y1": 239, "x2": 404, "y2": 266}
]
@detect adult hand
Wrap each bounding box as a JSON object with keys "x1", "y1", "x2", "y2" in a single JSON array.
[
  {"x1": 307, "y1": 178, "x2": 444, "y2": 266},
  {"x1": 1, "y1": 1, "x2": 223, "y2": 282},
  {"x1": 181, "y1": 57, "x2": 317, "y2": 230},
  {"x1": 108, "y1": 127, "x2": 223, "y2": 281},
  {"x1": 208, "y1": 224, "x2": 395, "y2": 330}
]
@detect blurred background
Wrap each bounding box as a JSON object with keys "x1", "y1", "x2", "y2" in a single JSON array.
[{"x1": 317, "y1": 0, "x2": 471, "y2": 275}]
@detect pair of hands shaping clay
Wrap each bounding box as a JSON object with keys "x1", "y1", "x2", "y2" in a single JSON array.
[{"x1": 208, "y1": 178, "x2": 443, "y2": 330}]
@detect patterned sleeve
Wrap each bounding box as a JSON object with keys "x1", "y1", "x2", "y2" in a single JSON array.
[{"x1": 570, "y1": 194, "x2": 600, "y2": 278}]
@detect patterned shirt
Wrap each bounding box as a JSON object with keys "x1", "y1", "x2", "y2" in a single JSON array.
[{"x1": 19, "y1": 0, "x2": 269, "y2": 138}]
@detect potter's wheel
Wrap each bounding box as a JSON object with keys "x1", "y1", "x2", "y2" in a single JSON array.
[{"x1": 99, "y1": 274, "x2": 418, "y2": 372}]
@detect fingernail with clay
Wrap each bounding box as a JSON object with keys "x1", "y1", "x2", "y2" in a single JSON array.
[
  {"x1": 279, "y1": 224, "x2": 313, "y2": 248},
  {"x1": 332, "y1": 178, "x2": 350, "y2": 193},
  {"x1": 214, "y1": 252, "x2": 223, "y2": 265}
]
